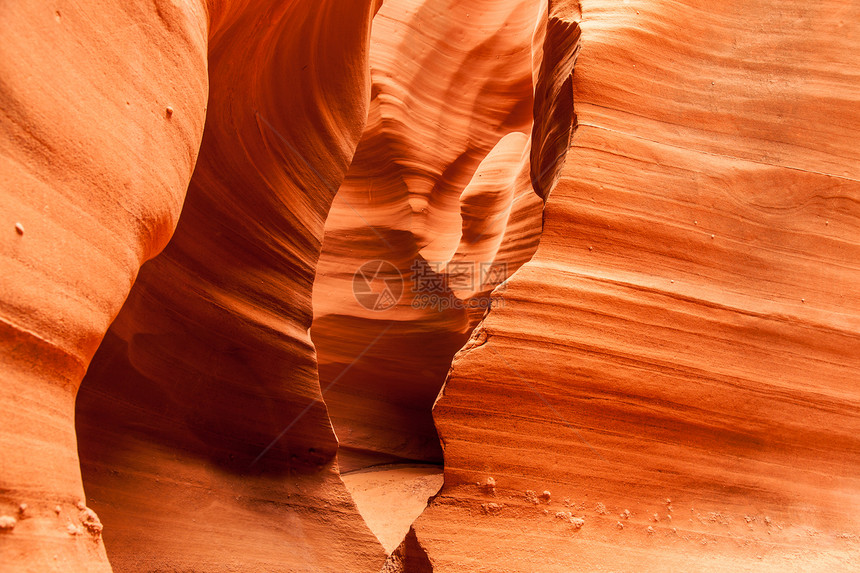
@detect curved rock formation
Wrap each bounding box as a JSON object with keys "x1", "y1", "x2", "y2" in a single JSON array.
[
  {"x1": 3, "y1": 0, "x2": 858, "y2": 571},
  {"x1": 415, "y1": 0, "x2": 860, "y2": 570},
  {"x1": 310, "y1": 0, "x2": 546, "y2": 472},
  {"x1": 0, "y1": 2, "x2": 208, "y2": 570},
  {"x1": 74, "y1": 1, "x2": 386, "y2": 571}
]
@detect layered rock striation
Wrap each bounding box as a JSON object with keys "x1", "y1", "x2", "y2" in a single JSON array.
[
  {"x1": 310, "y1": 0, "x2": 547, "y2": 472},
  {"x1": 415, "y1": 0, "x2": 860, "y2": 571},
  {"x1": 1, "y1": 0, "x2": 858, "y2": 572}
]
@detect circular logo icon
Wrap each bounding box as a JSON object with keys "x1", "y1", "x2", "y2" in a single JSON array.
[{"x1": 352, "y1": 260, "x2": 403, "y2": 311}]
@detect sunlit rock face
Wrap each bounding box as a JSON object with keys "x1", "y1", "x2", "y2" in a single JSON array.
[
  {"x1": 73, "y1": 1, "x2": 387, "y2": 572},
  {"x1": 1, "y1": 0, "x2": 858, "y2": 572},
  {"x1": 310, "y1": 0, "x2": 546, "y2": 472},
  {"x1": 414, "y1": 0, "x2": 860, "y2": 571},
  {"x1": 1, "y1": 1, "x2": 209, "y2": 570}
]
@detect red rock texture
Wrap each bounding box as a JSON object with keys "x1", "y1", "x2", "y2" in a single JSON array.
[
  {"x1": 2, "y1": 0, "x2": 859, "y2": 571},
  {"x1": 3, "y1": 1, "x2": 385, "y2": 571},
  {"x1": 74, "y1": 1, "x2": 386, "y2": 571},
  {"x1": 310, "y1": 0, "x2": 546, "y2": 471},
  {"x1": 415, "y1": 0, "x2": 860, "y2": 571},
  {"x1": 1, "y1": 2, "x2": 208, "y2": 570}
]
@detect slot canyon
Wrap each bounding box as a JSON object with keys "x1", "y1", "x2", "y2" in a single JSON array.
[{"x1": 1, "y1": 0, "x2": 858, "y2": 572}]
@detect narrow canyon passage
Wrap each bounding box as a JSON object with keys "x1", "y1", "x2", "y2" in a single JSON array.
[
  {"x1": 411, "y1": 1, "x2": 860, "y2": 572},
  {"x1": 310, "y1": 0, "x2": 545, "y2": 470},
  {"x1": 311, "y1": 0, "x2": 553, "y2": 553},
  {"x1": 5, "y1": 0, "x2": 857, "y2": 571},
  {"x1": 72, "y1": 1, "x2": 388, "y2": 571},
  {"x1": 71, "y1": 0, "x2": 557, "y2": 568}
]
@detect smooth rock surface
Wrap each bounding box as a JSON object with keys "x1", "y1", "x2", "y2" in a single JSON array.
[
  {"x1": 2, "y1": 0, "x2": 858, "y2": 571},
  {"x1": 416, "y1": 0, "x2": 860, "y2": 571},
  {"x1": 75, "y1": 1, "x2": 386, "y2": 571},
  {"x1": 342, "y1": 464, "x2": 444, "y2": 554},
  {"x1": 310, "y1": 0, "x2": 546, "y2": 472},
  {"x1": 0, "y1": 1, "x2": 208, "y2": 570}
]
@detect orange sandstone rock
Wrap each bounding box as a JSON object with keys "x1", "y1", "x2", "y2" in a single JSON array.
[
  {"x1": 75, "y1": 1, "x2": 385, "y2": 571},
  {"x1": 0, "y1": 1, "x2": 208, "y2": 570},
  {"x1": 416, "y1": 0, "x2": 860, "y2": 571},
  {"x1": 311, "y1": 0, "x2": 545, "y2": 472},
  {"x1": 2, "y1": 0, "x2": 859, "y2": 571}
]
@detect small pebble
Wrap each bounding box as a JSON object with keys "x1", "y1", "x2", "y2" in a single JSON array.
[
  {"x1": 54, "y1": 505, "x2": 61, "y2": 515},
  {"x1": 0, "y1": 515, "x2": 16, "y2": 531},
  {"x1": 647, "y1": 525, "x2": 655, "y2": 535},
  {"x1": 710, "y1": 234, "x2": 715, "y2": 239},
  {"x1": 165, "y1": 105, "x2": 174, "y2": 118},
  {"x1": 481, "y1": 502, "x2": 502, "y2": 516},
  {"x1": 17, "y1": 504, "x2": 28, "y2": 517},
  {"x1": 15, "y1": 222, "x2": 24, "y2": 235},
  {"x1": 79, "y1": 508, "x2": 103, "y2": 536}
]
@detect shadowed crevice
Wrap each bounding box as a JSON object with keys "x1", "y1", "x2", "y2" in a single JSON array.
[
  {"x1": 530, "y1": 4, "x2": 581, "y2": 200},
  {"x1": 381, "y1": 527, "x2": 435, "y2": 573}
]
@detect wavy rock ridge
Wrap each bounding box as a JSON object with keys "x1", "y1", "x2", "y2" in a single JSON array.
[
  {"x1": 415, "y1": 0, "x2": 860, "y2": 571},
  {"x1": 4, "y1": 1, "x2": 385, "y2": 571},
  {"x1": 1, "y1": 0, "x2": 858, "y2": 572},
  {"x1": 74, "y1": 1, "x2": 387, "y2": 572},
  {"x1": 1, "y1": 1, "x2": 208, "y2": 570},
  {"x1": 311, "y1": 0, "x2": 547, "y2": 472}
]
